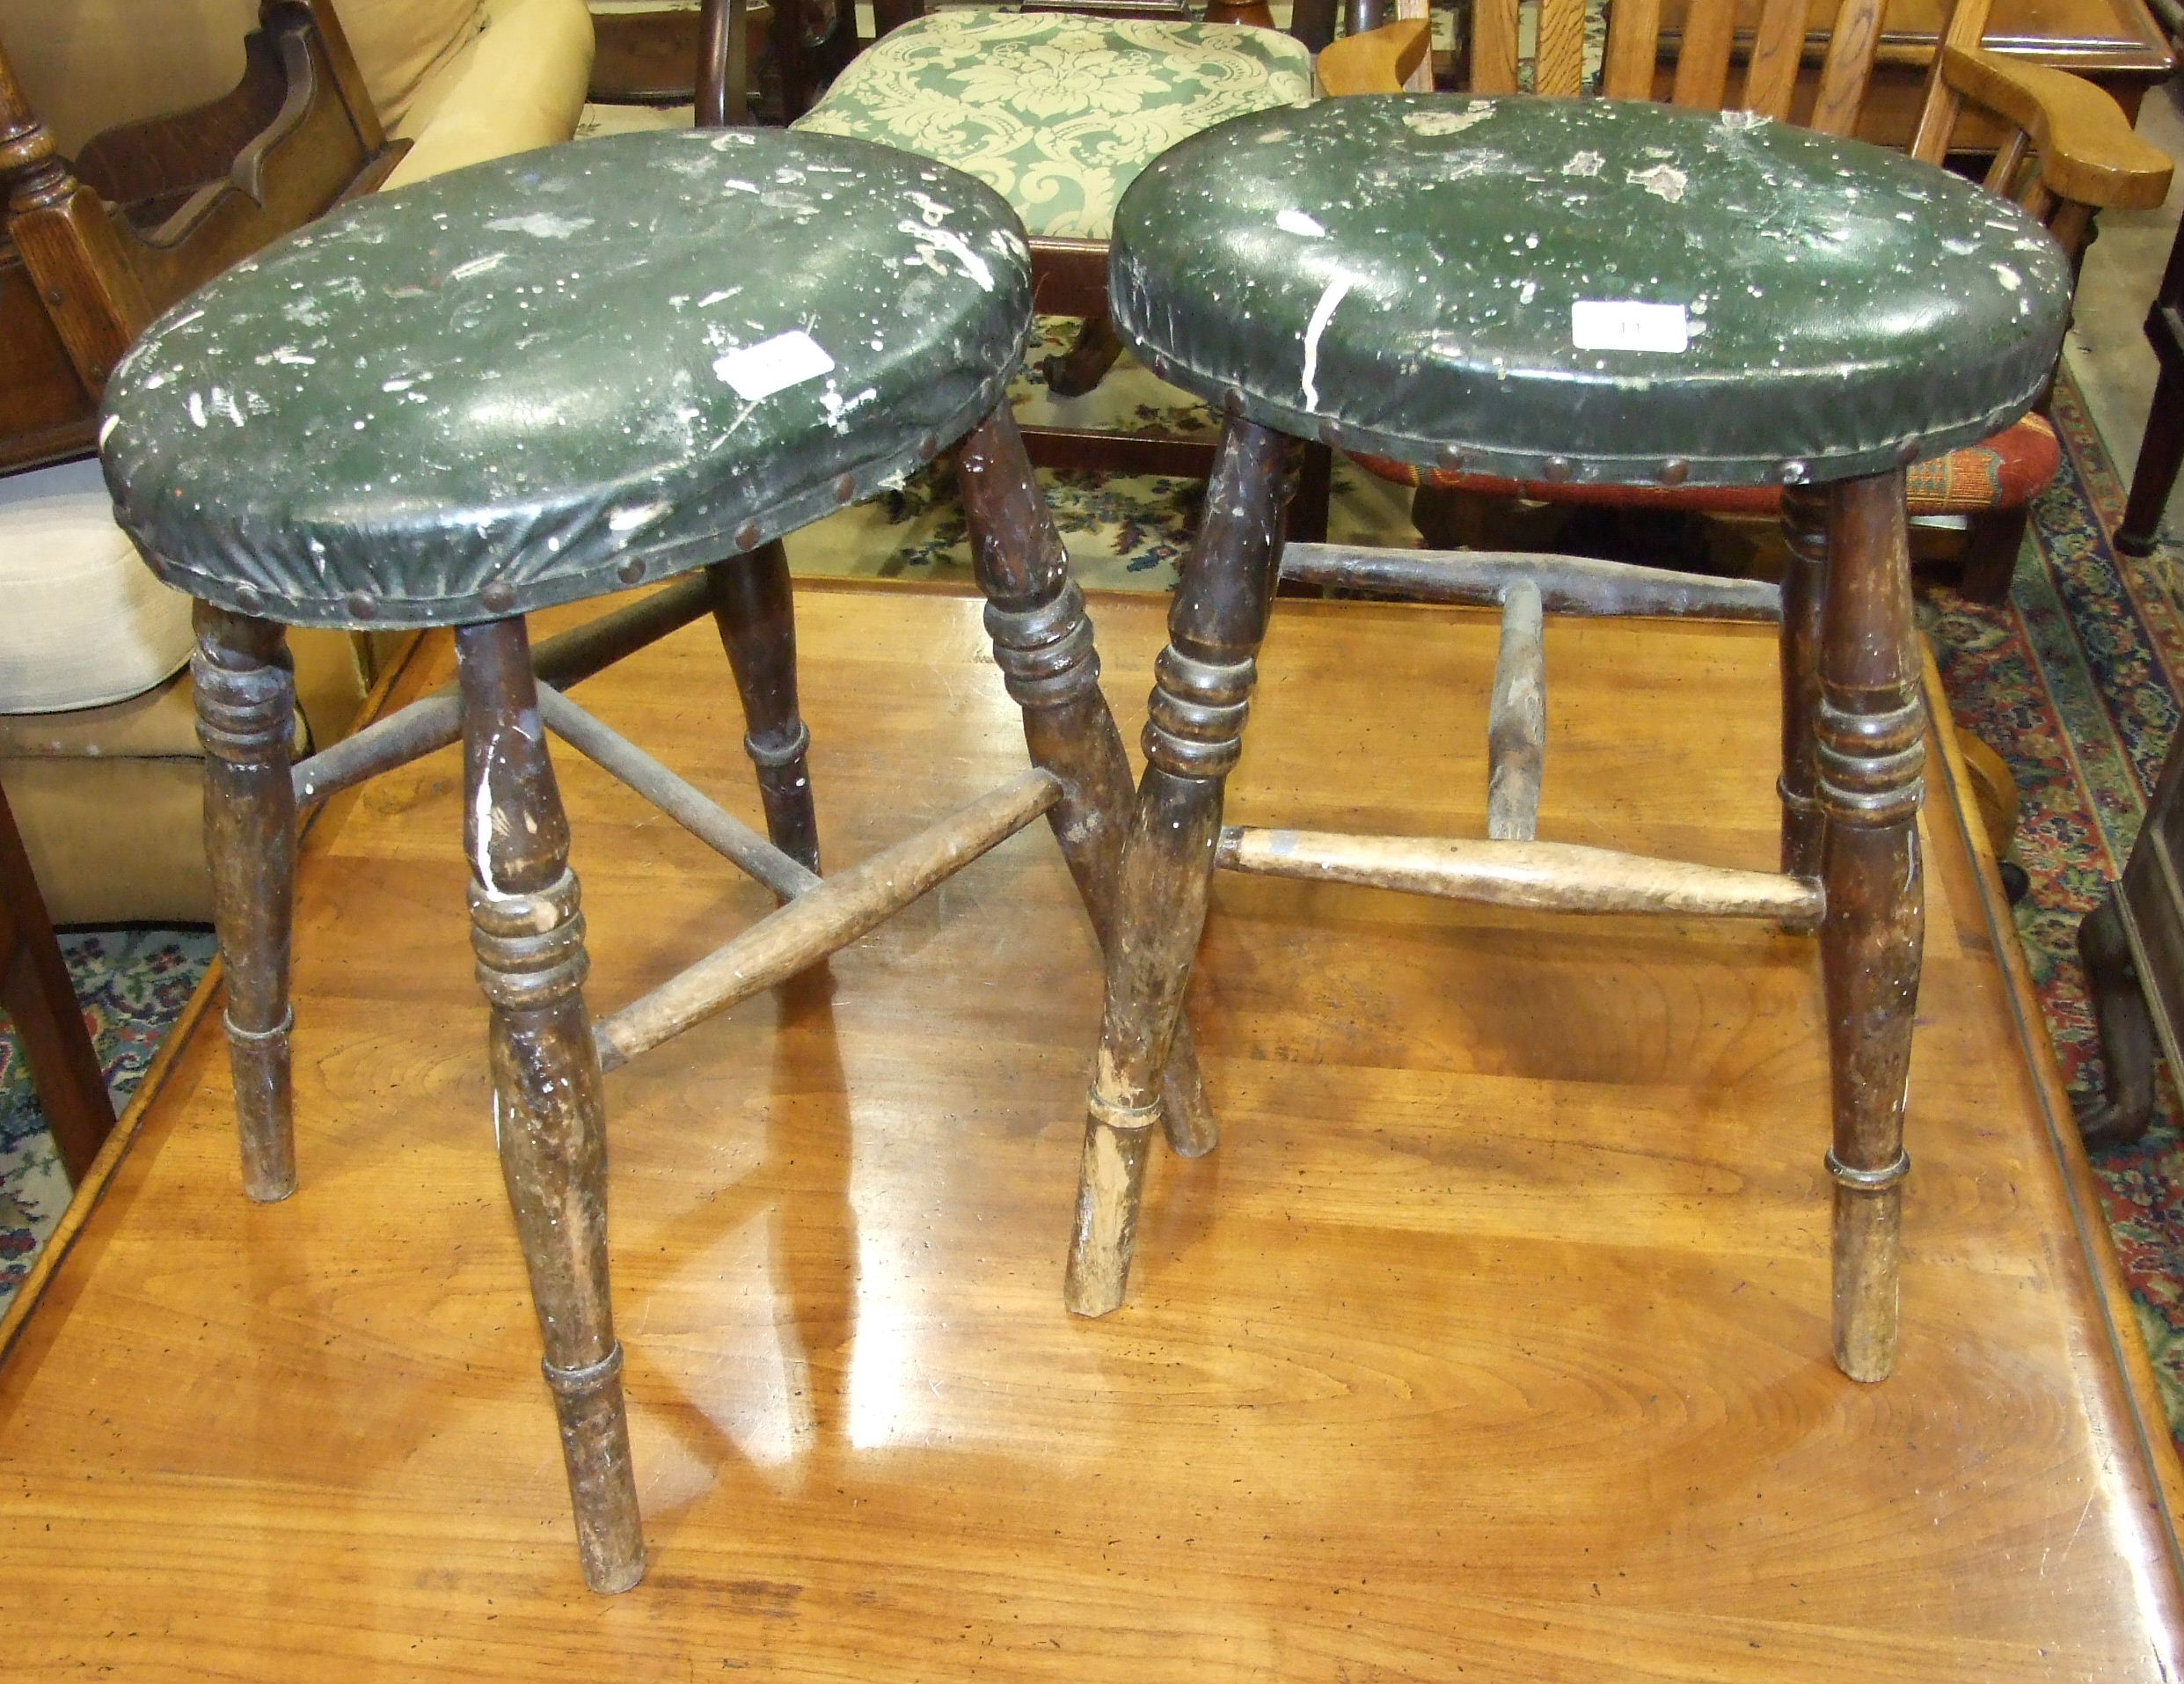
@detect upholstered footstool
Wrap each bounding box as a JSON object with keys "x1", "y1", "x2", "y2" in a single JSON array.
[
  {"x1": 1065, "y1": 95, "x2": 2072, "y2": 1386},
  {"x1": 100, "y1": 127, "x2": 1207, "y2": 1592}
]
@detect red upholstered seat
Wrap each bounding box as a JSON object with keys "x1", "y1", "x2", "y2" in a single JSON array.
[{"x1": 1352, "y1": 414, "x2": 2059, "y2": 519}]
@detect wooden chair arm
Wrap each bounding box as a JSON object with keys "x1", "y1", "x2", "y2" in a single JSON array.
[
  {"x1": 1316, "y1": 18, "x2": 1428, "y2": 96},
  {"x1": 1941, "y1": 46, "x2": 2172, "y2": 212}
]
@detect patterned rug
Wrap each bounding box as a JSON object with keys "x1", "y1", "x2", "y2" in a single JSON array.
[
  {"x1": 0, "y1": 928, "x2": 215, "y2": 1306},
  {"x1": 9, "y1": 358, "x2": 2184, "y2": 1459}
]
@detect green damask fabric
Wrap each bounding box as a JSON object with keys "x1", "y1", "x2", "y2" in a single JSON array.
[{"x1": 793, "y1": 10, "x2": 1313, "y2": 239}]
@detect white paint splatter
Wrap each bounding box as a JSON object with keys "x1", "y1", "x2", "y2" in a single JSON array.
[
  {"x1": 1993, "y1": 264, "x2": 2022, "y2": 290},
  {"x1": 1300, "y1": 272, "x2": 1355, "y2": 412},
  {"x1": 1628, "y1": 163, "x2": 1688, "y2": 204},
  {"x1": 896, "y1": 221, "x2": 993, "y2": 291},
  {"x1": 1560, "y1": 150, "x2": 1604, "y2": 178},
  {"x1": 450, "y1": 253, "x2": 506, "y2": 282},
  {"x1": 1405, "y1": 103, "x2": 1493, "y2": 136},
  {"x1": 486, "y1": 212, "x2": 595, "y2": 238},
  {"x1": 1276, "y1": 209, "x2": 1327, "y2": 238},
  {"x1": 609, "y1": 502, "x2": 671, "y2": 532}
]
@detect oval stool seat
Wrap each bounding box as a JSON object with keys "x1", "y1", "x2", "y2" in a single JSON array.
[
  {"x1": 102, "y1": 128, "x2": 1032, "y2": 628},
  {"x1": 1108, "y1": 95, "x2": 2072, "y2": 488}
]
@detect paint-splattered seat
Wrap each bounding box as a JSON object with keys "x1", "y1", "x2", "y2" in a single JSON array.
[
  {"x1": 91, "y1": 124, "x2": 1207, "y2": 1597},
  {"x1": 103, "y1": 128, "x2": 1030, "y2": 628},
  {"x1": 1107, "y1": 95, "x2": 2070, "y2": 492}
]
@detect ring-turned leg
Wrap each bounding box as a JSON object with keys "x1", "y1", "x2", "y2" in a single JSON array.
[
  {"x1": 1815, "y1": 470, "x2": 1925, "y2": 1382},
  {"x1": 1778, "y1": 484, "x2": 1827, "y2": 883},
  {"x1": 708, "y1": 543, "x2": 820, "y2": 876},
  {"x1": 957, "y1": 405, "x2": 1218, "y2": 1161},
  {"x1": 1065, "y1": 416, "x2": 1287, "y2": 1315},
  {"x1": 457, "y1": 617, "x2": 644, "y2": 1593},
  {"x1": 193, "y1": 604, "x2": 299, "y2": 1202}
]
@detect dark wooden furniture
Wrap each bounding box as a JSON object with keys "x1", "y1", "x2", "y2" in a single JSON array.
[
  {"x1": 0, "y1": 1, "x2": 403, "y2": 479},
  {"x1": 2116, "y1": 209, "x2": 2184, "y2": 559},
  {"x1": 1066, "y1": 53, "x2": 2081, "y2": 1388},
  {"x1": 2075, "y1": 730, "x2": 2184, "y2": 1145},
  {"x1": 0, "y1": 776, "x2": 109, "y2": 1185},
  {"x1": 102, "y1": 126, "x2": 1204, "y2": 1593}
]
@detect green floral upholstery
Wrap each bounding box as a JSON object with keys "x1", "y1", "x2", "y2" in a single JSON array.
[{"x1": 793, "y1": 9, "x2": 1313, "y2": 240}]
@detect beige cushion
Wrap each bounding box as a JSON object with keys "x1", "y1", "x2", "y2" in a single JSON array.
[
  {"x1": 0, "y1": 460, "x2": 194, "y2": 714},
  {"x1": 383, "y1": 0, "x2": 594, "y2": 187},
  {"x1": 332, "y1": 0, "x2": 489, "y2": 129}
]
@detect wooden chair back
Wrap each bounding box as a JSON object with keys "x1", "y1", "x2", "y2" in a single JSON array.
[
  {"x1": 0, "y1": 0, "x2": 402, "y2": 475},
  {"x1": 1333, "y1": 0, "x2": 2166, "y2": 260}
]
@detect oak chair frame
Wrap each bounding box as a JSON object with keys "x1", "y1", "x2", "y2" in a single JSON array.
[{"x1": 0, "y1": 0, "x2": 405, "y2": 478}]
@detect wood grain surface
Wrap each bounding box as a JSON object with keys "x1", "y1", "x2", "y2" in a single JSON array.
[{"x1": 1, "y1": 583, "x2": 2180, "y2": 1680}]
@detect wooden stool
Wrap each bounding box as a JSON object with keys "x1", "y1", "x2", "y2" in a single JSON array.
[
  {"x1": 99, "y1": 128, "x2": 1207, "y2": 1593},
  {"x1": 1069, "y1": 96, "x2": 2074, "y2": 1385}
]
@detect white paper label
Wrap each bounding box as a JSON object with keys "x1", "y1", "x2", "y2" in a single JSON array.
[
  {"x1": 713, "y1": 330, "x2": 836, "y2": 400},
  {"x1": 1570, "y1": 300, "x2": 1689, "y2": 354}
]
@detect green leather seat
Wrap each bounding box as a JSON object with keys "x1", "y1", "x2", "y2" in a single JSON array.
[
  {"x1": 101, "y1": 128, "x2": 1033, "y2": 628},
  {"x1": 1107, "y1": 95, "x2": 2074, "y2": 488},
  {"x1": 793, "y1": 8, "x2": 1312, "y2": 240}
]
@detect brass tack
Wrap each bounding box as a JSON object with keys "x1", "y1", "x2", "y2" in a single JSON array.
[
  {"x1": 345, "y1": 589, "x2": 376, "y2": 619},
  {"x1": 617, "y1": 558, "x2": 646, "y2": 585},
  {"x1": 232, "y1": 582, "x2": 262, "y2": 612},
  {"x1": 917, "y1": 432, "x2": 939, "y2": 458},
  {"x1": 1318, "y1": 419, "x2": 1341, "y2": 446},
  {"x1": 1659, "y1": 458, "x2": 1691, "y2": 487},
  {"x1": 1779, "y1": 459, "x2": 1809, "y2": 485},
  {"x1": 480, "y1": 581, "x2": 516, "y2": 613},
  {"x1": 1225, "y1": 387, "x2": 1247, "y2": 414},
  {"x1": 1895, "y1": 438, "x2": 1922, "y2": 465},
  {"x1": 734, "y1": 521, "x2": 762, "y2": 551},
  {"x1": 1541, "y1": 455, "x2": 1574, "y2": 484},
  {"x1": 833, "y1": 473, "x2": 857, "y2": 504}
]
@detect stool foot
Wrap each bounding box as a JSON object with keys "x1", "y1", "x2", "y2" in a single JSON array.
[
  {"x1": 544, "y1": 1345, "x2": 646, "y2": 1593},
  {"x1": 709, "y1": 545, "x2": 820, "y2": 878},
  {"x1": 459, "y1": 618, "x2": 644, "y2": 1592},
  {"x1": 1066, "y1": 417, "x2": 1287, "y2": 1312},
  {"x1": 1063, "y1": 1098, "x2": 1157, "y2": 1316},
  {"x1": 957, "y1": 404, "x2": 1219, "y2": 1163},
  {"x1": 193, "y1": 606, "x2": 299, "y2": 1201},
  {"x1": 1815, "y1": 472, "x2": 1924, "y2": 1384}
]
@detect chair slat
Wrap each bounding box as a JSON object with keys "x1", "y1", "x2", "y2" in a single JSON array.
[
  {"x1": 1811, "y1": 0, "x2": 1887, "y2": 135},
  {"x1": 1910, "y1": 0, "x2": 2000, "y2": 163},
  {"x1": 1741, "y1": 0, "x2": 1812, "y2": 120},
  {"x1": 1394, "y1": 0, "x2": 1435, "y2": 91},
  {"x1": 1470, "y1": 0, "x2": 1521, "y2": 93},
  {"x1": 1669, "y1": 0, "x2": 1737, "y2": 109},
  {"x1": 1601, "y1": 0, "x2": 1664, "y2": 99},
  {"x1": 1536, "y1": 0, "x2": 1589, "y2": 96}
]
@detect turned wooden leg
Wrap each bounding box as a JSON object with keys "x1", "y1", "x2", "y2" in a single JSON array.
[
  {"x1": 1779, "y1": 485, "x2": 1827, "y2": 882},
  {"x1": 457, "y1": 617, "x2": 644, "y2": 1594},
  {"x1": 707, "y1": 544, "x2": 820, "y2": 877},
  {"x1": 193, "y1": 604, "x2": 298, "y2": 1202},
  {"x1": 956, "y1": 404, "x2": 1217, "y2": 1160},
  {"x1": 2119, "y1": 361, "x2": 2184, "y2": 557},
  {"x1": 1039, "y1": 311, "x2": 1125, "y2": 399},
  {"x1": 1066, "y1": 416, "x2": 1286, "y2": 1315},
  {"x1": 2074, "y1": 885, "x2": 2158, "y2": 1149},
  {"x1": 1815, "y1": 471, "x2": 1924, "y2": 1383}
]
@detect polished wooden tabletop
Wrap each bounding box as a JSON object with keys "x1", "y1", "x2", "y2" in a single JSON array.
[{"x1": 1, "y1": 583, "x2": 2178, "y2": 1679}]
